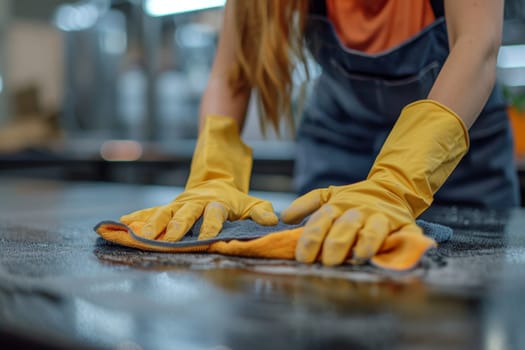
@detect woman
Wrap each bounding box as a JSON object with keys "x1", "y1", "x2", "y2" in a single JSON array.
[{"x1": 121, "y1": 0, "x2": 520, "y2": 266}]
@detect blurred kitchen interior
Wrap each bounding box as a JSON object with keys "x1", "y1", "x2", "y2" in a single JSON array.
[{"x1": 0, "y1": 0, "x2": 524, "y2": 200}]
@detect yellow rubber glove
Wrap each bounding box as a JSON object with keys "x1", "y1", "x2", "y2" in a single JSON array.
[
  {"x1": 281, "y1": 100, "x2": 469, "y2": 266},
  {"x1": 121, "y1": 115, "x2": 278, "y2": 241}
]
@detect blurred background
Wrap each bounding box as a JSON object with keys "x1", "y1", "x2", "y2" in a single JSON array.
[{"x1": 0, "y1": 0, "x2": 523, "y2": 200}]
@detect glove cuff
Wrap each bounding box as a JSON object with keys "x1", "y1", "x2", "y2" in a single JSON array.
[
  {"x1": 368, "y1": 99, "x2": 470, "y2": 217},
  {"x1": 186, "y1": 115, "x2": 253, "y2": 192},
  {"x1": 402, "y1": 99, "x2": 470, "y2": 149}
]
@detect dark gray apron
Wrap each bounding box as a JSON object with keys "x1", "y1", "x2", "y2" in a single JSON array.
[{"x1": 294, "y1": 0, "x2": 521, "y2": 209}]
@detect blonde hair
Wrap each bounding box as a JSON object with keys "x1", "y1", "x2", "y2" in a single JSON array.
[{"x1": 228, "y1": 0, "x2": 310, "y2": 134}]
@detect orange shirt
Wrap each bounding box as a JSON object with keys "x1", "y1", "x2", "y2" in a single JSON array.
[{"x1": 326, "y1": 0, "x2": 436, "y2": 53}]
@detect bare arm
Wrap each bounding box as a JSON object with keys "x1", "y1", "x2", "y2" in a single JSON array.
[
  {"x1": 428, "y1": 0, "x2": 503, "y2": 128},
  {"x1": 198, "y1": 0, "x2": 251, "y2": 130}
]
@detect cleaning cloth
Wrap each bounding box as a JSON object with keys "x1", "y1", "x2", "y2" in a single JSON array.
[{"x1": 94, "y1": 218, "x2": 452, "y2": 271}]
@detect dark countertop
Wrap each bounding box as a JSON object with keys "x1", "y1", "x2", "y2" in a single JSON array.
[{"x1": 1, "y1": 178, "x2": 525, "y2": 350}]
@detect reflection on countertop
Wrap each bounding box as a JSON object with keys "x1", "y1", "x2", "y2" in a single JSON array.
[{"x1": 1, "y1": 178, "x2": 525, "y2": 349}]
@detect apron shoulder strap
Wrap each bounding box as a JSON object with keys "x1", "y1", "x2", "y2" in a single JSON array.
[{"x1": 430, "y1": 0, "x2": 445, "y2": 18}]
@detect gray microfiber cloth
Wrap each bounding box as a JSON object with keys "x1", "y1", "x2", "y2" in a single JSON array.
[{"x1": 95, "y1": 217, "x2": 452, "y2": 249}]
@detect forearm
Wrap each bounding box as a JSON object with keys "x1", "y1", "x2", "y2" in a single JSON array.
[
  {"x1": 428, "y1": 36, "x2": 498, "y2": 128},
  {"x1": 199, "y1": 76, "x2": 250, "y2": 131},
  {"x1": 198, "y1": 0, "x2": 250, "y2": 132},
  {"x1": 429, "y1": 0, "x2": 503, "y2": 128}
]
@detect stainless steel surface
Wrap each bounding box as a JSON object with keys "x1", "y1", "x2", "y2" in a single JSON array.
[
  {"x1": 0, "y1": 0, "x2": 10, "y2": 124},
  {"x1": 56, "y1": 1, "x2": 126, "y2": 135},
  {"x1": 1, "y1": 179, "x2": 525, "y2": 349},
  {"x1": 54, "y1": 1, "x2": 222, "y2": 141},
  {"x1": 498, "y1": 0, "x2": 525, "y2": 88}
]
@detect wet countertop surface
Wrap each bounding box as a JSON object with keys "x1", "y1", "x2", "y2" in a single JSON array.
[{"x1": 1, "y1": 178, "x2": 525, "y2": 350}]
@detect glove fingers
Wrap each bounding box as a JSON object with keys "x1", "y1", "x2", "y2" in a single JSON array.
[
  {"x1": 120, "y1": 206, "x2": 158, "y2": 225},
  {"x1": 198, "y1": 202, "x2": 229, "y2": 240},
  {"x1": 295, "y1": 204, "x2": 340, "y2": 263},
  {"x1": 140, "y1": 204, "x2": 179, "y2": 239},
  {"x1": 351, "y1": 213, "x2": 389, "y2": 264},
  {"x1": 282, "y1": 189, "x2": 326, "y2": 224},
  {"x1": 164, "y1": 202, "x2": 205, "y2": 242},
  {"x1": 322, "y1": 209, "x2": 363, "y2": 266},
  {"x1": 249, "y1": 202, "x2": 279, "y2": 226},
  {"x1": 398, "y1": 223, "x2": 423, "y2": 235}
]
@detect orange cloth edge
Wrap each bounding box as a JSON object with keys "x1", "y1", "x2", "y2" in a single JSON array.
[{"x1": 371, "y1": 232, "x2": 437, "y2": 271}]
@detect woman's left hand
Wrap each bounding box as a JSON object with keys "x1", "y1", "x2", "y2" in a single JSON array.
[
  {"x1": 281, "y1": 180, "x2": 422, "y2": 266},
  {"x1": 282, "y1": 100, "x2": 470, "y2": 266}
]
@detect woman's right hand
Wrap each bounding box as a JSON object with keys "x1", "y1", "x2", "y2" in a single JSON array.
[
  {"x1": 120, "y1": 181, "x2": 278, "y2": 242},
  {"x1": 120, "y1": 115, "x2": 278, "y2": 242}
]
